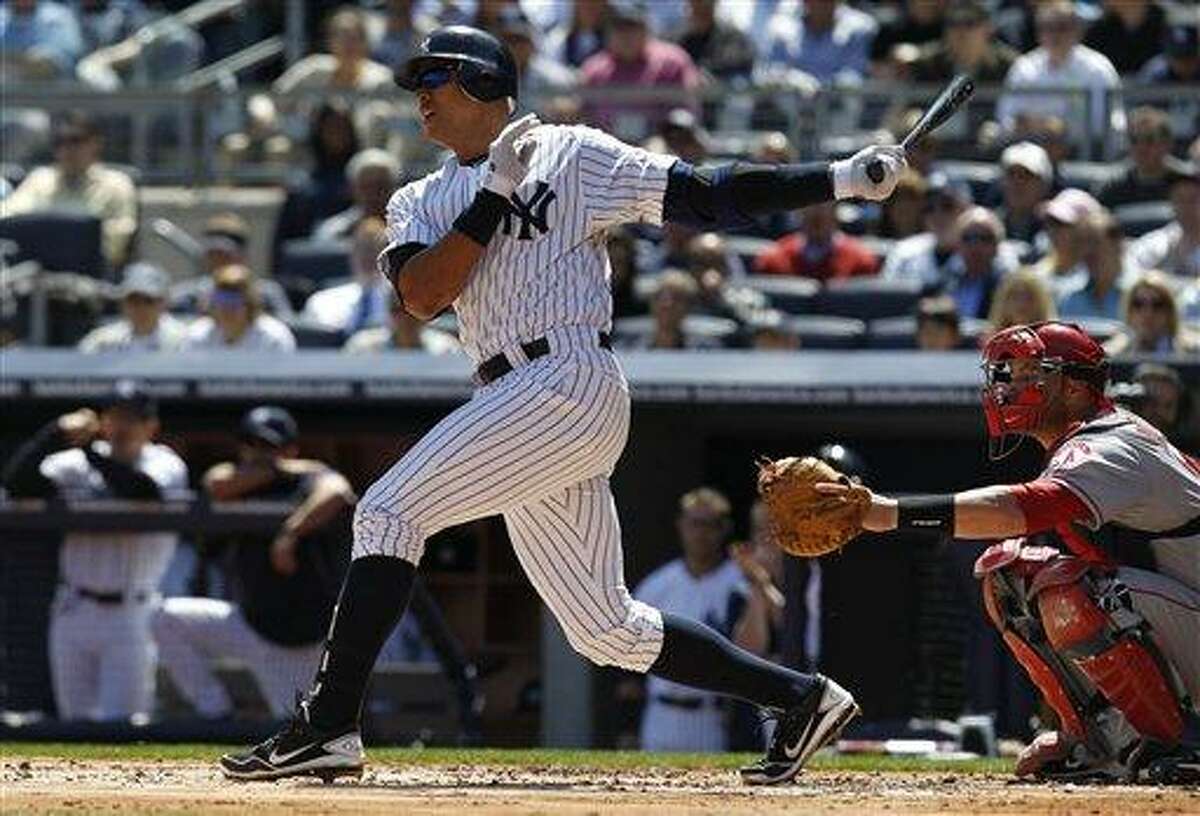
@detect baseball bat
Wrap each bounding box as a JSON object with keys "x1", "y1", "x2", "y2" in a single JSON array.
[{"x1": 865, "y1": 75, "x2": 976, "y2": 183}]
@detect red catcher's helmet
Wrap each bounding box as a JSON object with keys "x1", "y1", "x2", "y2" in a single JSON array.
[{"x1": 980, "y1": 321, "x2": 1109, "y2": 458}]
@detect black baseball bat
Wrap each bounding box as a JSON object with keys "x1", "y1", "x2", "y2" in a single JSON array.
[{"x1": 865, "y1": 75, "x2": 976, "y2": 183}]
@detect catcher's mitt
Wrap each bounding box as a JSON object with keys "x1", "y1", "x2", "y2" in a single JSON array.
[{"x1": 756, "y1": 456, "x2": 872, "y2": 558}]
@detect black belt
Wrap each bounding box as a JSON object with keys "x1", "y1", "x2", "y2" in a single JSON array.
[
  {"x1": 476, "y1": 332, "x2": 612, "y2": 385},
  {"x1": 655, "y1": 694, "x2": 721, "y2": 710},
  {"x1": 69, "y1": 585, "x2": 148, "y2": 605}
]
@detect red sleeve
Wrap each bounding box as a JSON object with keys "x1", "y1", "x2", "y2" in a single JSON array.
[
  {"x1": 753, "y1": 236, "x2": 800, "y2": 276},
  {"x1": 1009, "y1": 479, "x2": 1092, "y2": 533}
]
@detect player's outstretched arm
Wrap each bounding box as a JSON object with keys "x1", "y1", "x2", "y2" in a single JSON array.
[{"x1": 662, "y1": 144, "x2": 905, "y2": 230}]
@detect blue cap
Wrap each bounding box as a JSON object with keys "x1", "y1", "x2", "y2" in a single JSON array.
[{"x1": 239, "y1": 405, "x2": 298, "y2": 448}]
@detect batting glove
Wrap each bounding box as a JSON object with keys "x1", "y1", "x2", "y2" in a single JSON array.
[
  {"x1": 482, "y1": 113, "x2": 541, "y2": 198},
  {"x1": 831, "y1": 145, "x2": 906, "y2": 201}
]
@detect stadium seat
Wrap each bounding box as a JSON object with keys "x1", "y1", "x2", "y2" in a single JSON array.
[
  {"x1": 787, "y1": 315, "x2": 867, "y2": 349},
  {"x1": 867, "y1": 316, "x2": 990, "y2": 349},
  {"x1": 743, "y1": 275, "x2": 821, "y2": 314},
  {"x1": 278, "y1": 239, "x2": 352, "y2": 285},
  {"x1": 1113, "y1": 201, "x2": 1174, "y2": 238},
  {"x1": 286, "y1": 316, "x2": 345, "y2": 349},
  {"x1": 813, "y1": 277, "x2": 924, "y2": 321},
  {"x1": 612, "y1": 314, "x2": 741, "y2": 348},
  {"x1": 0, "y1": 213, "x2": 106, "y2": 279},
  {"x1": 723, "y1": 235, "x2": 776, "y2": 275}
]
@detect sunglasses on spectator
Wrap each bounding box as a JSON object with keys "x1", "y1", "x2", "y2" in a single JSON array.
[
  {"x1": 1130, "y1": 296, "x2": 1168, "y2": 312},
  {"x1": 960, "y1": 230, "x2": 997, "y2": 244},
  {"x1": 211, "y1": 287, "x2": 247, "y2": 308},
  {"x1": 416, "y1": 66, "x2": 455, "y2": 90}
]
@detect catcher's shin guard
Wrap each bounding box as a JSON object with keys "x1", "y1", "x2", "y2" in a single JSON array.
[{"x1": 1032, "y1": 562, "x2": 1187, "y2": 745}]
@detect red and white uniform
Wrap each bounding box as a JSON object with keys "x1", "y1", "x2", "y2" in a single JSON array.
[{"x1": 1035, "y1": 408, "x2": 1200, "y2": 706}]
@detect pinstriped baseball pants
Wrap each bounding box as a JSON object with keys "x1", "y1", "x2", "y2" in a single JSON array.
[{"x1": 353, "y1": 326, "x2": 665, "y2": 672}]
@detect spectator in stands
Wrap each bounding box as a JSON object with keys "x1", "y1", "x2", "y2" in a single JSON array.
[
  {"x1": 496, "y1": 7, "x2": 576, "y2": 110},
  {"x1": 987, "y1": 269, "x2": 1056, "y2": 335},
  {"x1": 0, "y1": 382, "x2": 188, "y2": 722},
  {"x1": 632, "y1": 487, "x2": 750, "y2": 752},
  {"x1": 914, "y1": 295, "x2": 962, "y2": 350},
  {"x1": 74, "y1": 0, "x2": 148, "y2": 54},
  {"x1": 370, "y1": 0, "x2": 434, "y2": 70},
  {"x1": 997, "y1": 141, "x2": 1053, "y2": 245},
  {"x1": 312, "y1": 148, "x2": 401, "y2": 242},
  {"x1": 343, "y1": 287, "x2": 459, "y2": 355},
  {"x1": 685, "y1": 232, "x2": 765, "y2": 323},
  {"x1": 1083, "y1": 0, "x2": 1168, "y2": 77},
  {"x1": 153, "y1": 406, "x2": 354, "y2": 720},
  {"x1": 878, "y1": 168, "x2": 928, "y2": 240},
  {"x1": 1100, "y1": 107, "x2": 1188, "y2": 209},
  {"x1": 946, "y1": 206, "x2": 1007, "y2": 319},
  {"x1": 304, "y1": 217, "x2": 390, "y2": 336},
  {"x1": 753, "y1": 202, "x2": 879, "y2": 281},
  {"x1": 882, "y1": 172, "x2": 973, "y2": 288},
  {"x1": 996, "y1": 0, "x2": 1124, "y2": 151},
  {"x1": 78, "y1": 262, "x2": 187, "y2": 353},
  {"x1": 644, "y1": 108, "x2": 710, "y2": 165},
  {"x1": 545, "y1": 0, "x2": 607, "y2": 68},
  {"x1": 746, "y1": 309, "x2": 801, "y2": 351},
  {"x1": 764, "y1": 0, "x2": 877, "y2": 84},
  {"x1": 629, "y1": 269, "x2": 719, "y2": 350},
  {"x1": 274, "y1": 6, "x2": 393, "y2": 95},
  {"x1": 1058, "y1": 210, "x2": 1130, "y2": 321},
  {"x1": 580, "y1": 0, "x2": 701, "y2": 142},
  {"x1": 870, "y1": 0, "x2": 945, "y2": 79},
  {"x1": 272, "y1": 102, "x2": 360, "y2": 259},
  {"x1": 216, "y1": 96, "x2": 294, "y2": 176},
  {"x1": 1131, "y1": 162, "x2": 1200, "y2": 279},
  {"x1": 74, "y1": 2, "x2": 201, "y2": 90},
  {"x1": 3, "y1": 113, "x2": 137, "y2": 270},
  {"x1": 1138, "y1": 22, "x2": 1199, "y2": 86},
  {"x1": 675, "y1": 0, "x2": 756, "y2": 82},
  {"x1": 1105, "y1": 271, "x2": 1200, "y2": 356},
  {"x1": 0, "y1": 0, "x2": 84, "y2": 80},
  {"x1": 1011, "y1": 112, "x2": 1072, "y2": 169},
  {"x1": 1025, "y1": 187, "x2": 1101, "y2": 298},
  {"x1": 1131, "y1": 362, "x2": 1188, "y2": 441},
  {"x1": 183, "y1": 264, "x2": 297, "y2": 352},
  {"x1": 172, "y1": 212, "x2": 294, "y2": 319},
  {"x1": 909, "y1": 0, "x2": 1018, "y2": 83}
]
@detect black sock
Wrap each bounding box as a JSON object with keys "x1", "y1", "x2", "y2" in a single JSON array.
[
  {"x1": 306, "y1": 555, "x2": 414, "y2": 731},
  {"x1": 649, "y1": 612, "x2": 818, "y2": 711}
]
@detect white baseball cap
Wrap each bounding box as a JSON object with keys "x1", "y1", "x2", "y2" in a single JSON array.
[
  {"x1": 1001, "y1": 141, "x2": 1053, "y2": 184},
  {"x1": 1043, "y1": 188, "x2": 1101, "y2": 225},
  {"x1": 119, "y1": 262, "x2": 169, "y2": 299}
]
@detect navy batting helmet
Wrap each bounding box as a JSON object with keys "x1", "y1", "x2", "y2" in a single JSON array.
[
  {"x1": 394, "y1": 25, "x2": 518, "y2": 104},
  {"x1": 239, "y1": 405, "x2": 298, "y2": 449}
]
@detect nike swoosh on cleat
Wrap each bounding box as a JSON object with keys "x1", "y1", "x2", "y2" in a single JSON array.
[
  {"x1": 784, "y1": 718, "x2": 818, "y2": 760},
  {"x1": 267, "y1": 743, "x2": 317, "y2": 765}
]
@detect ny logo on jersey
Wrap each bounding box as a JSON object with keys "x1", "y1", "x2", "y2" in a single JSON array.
[{"x1": 502, "y1": 181, "x2": 556, "y2": 240}]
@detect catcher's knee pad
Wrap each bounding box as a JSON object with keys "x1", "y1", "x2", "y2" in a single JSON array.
[
  {"x1": 1032, "y1": 564, "x2": 1186, "y2": 745},
  {"x1": 351, "y1": 503, "x2": 425, "y2": 565},
  {"x1": 978, "y1": 546, "x2": 1094, "y2": 739},
  {"x1": 557, "y1": 596, "x2": 664, "y2": 672}
]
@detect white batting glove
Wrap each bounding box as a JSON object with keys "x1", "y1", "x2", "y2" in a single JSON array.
[
  {"x1": 830, "y1": 144, "x2": 907, "y2": 201},
  {"x1": 482, "y1": 113, "x2": 541, "y2": 198}
]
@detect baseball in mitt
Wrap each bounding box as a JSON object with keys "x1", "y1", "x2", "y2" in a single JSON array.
[{"x1": 756, "y1": 456, "x2": 872, "y2": 558}]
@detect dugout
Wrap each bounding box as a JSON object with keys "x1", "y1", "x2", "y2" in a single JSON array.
[{"x1": 2, "y1": 349, "x2": 1197, "y2": 747}]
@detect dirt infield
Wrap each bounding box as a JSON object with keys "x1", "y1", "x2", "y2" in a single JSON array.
[{"x1": 3, "y1": 758, "x2": 1198, "y2": 815}]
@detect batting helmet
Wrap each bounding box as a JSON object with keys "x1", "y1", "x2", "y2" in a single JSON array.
[
  {"x1": 239, "y1": 405, "x2": 298, "y2": 449},
  {"x1": 394, "y1": 25, "x2": 518, "y2": 104}
]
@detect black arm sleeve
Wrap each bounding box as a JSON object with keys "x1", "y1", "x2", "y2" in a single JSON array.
[
  {"x1": 662, "y1": 160, "x2": 835, "y2": 230},
  {"x1": 83, "y1": 447, "x2": 164, "y2": 500},
  {"x1": 1, "y1": 421, "x2": 68, "y2": 498}
]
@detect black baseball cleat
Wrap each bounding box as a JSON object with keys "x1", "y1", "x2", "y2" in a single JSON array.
[
  {"x1": 740, "y1": 675, "x2": 860, "y2": 786},
  {"x1": 220, "y1": 707, "x2": 365, "y2": 783}
]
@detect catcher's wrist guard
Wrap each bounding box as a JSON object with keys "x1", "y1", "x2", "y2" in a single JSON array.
[{"x1": 897, "y1": 495, "x2": 955, "y2": 532}]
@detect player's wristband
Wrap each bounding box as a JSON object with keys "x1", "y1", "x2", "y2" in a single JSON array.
[
  {"x1": 453, "y1": 189, "x2": 510, "y2": 247},
  {"x1": 896, "y1": 495, "x2": 956, "y2": 533}
]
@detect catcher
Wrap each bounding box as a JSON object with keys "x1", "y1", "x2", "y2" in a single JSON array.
[{"x1": 759, "y1": 321, "x2": 1200, "y2": 783}]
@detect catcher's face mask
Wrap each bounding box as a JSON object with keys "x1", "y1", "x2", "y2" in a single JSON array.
[{"x1": 980, "y1": 325, "x2": 1058, "y2": 459}]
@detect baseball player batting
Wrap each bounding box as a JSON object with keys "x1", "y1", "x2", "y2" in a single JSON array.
[
  {"x1": 808, "y1": 321, "x2": 1200, "y2": 783},
  {"x1": 220, "y1": 25, "x2": 905, "y2": 784}
]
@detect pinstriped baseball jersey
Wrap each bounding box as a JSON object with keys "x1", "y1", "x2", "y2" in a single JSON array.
[
  {"x1": 384, "y1": 124, "x2": 675, "y2": 363},
  {"x1": 40, "y1": 441, "x2": 189, "y2": 593}
]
